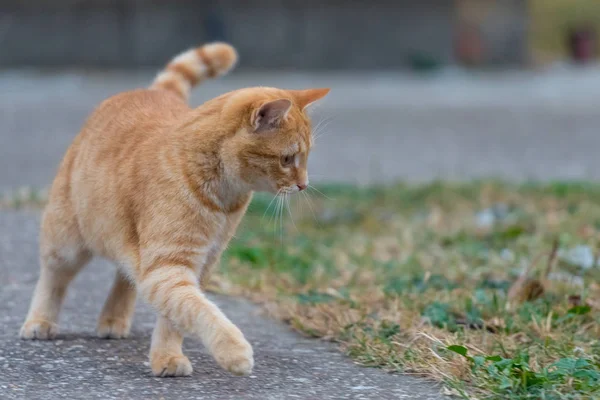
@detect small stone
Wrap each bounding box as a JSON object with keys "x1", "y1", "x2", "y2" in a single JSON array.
[
  {"x1": 559, "y1": 245, "x2": 597, "y2": 269},
  {"x1": 500, "y1": 248, "x2": 515, "y2": 262},
  {"x1": 351, "y1": 385, "x2": 376, "y2": 390}
]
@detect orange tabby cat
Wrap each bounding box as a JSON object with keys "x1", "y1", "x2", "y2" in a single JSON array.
[{"x1": 20, "y1": 42, "x2": 329, "y2": 377}]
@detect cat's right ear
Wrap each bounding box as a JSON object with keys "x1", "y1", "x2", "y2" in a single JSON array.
[{"x1": 251, "y1": 99, "x2": 292, "y2": 133}]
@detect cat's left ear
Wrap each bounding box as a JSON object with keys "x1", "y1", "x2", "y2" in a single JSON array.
[
  {"x1": 251, "y1": 99, "x2": 293, "y2": 133},
  {"x1": 291, "y1": 88, "x2": 331, "y2": 110}
]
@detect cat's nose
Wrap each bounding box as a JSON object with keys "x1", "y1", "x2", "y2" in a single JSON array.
[{"x1": 297, "y1": 183, "x2": 307, "y2": 191}]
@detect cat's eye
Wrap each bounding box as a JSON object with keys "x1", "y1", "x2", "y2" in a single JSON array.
[{"x1": 280, "y1": 154, "x2": 295, "y2": 167}]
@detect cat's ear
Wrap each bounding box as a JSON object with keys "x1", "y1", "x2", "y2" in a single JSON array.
[
  {"x1": 251, "y1": 99, "x2": 293, "y2": 133},
  {"x1": 291, "y1": 88, "x2": 330, "y2": 110}
]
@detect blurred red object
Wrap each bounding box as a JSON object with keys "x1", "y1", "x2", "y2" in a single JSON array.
[
  {"x1": 568, "y1": 27, "x2": 596, "y2": 63},
  {"x1": 455, "y1": 23, "x2": 484, "y2": 66}
]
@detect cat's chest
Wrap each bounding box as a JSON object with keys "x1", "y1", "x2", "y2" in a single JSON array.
[
  {"x1": 192, "y1": 208, "x2": 245, "y2": 271},
  {"x1": 196, "y1": 218, "x2": 229, "y2": 269}
]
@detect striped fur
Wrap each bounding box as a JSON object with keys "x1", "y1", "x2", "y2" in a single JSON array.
[
  {"x1": 20, "y1": 42, "x2": 329, "y2": 378},
  {"x1": 150, "y1": 42, "x2": 238, "y2": 100}
]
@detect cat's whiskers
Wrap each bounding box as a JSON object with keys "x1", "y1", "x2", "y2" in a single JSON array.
[
  {"x1": 312, "y1": 115, "x2": 335, "y2": 143},
  {"x1": 313, "y1": 113, "x2": 333, "y2": 132},
  {"x1": 313, "y1": 126, "x2": 332, "y2": 142},
  {"x1": 273, "y1": 188, "x2": 295, "y2": 242},
  {"x1": 267, "y1": 191, "x2": 282, "y2": 230},
  {"x1": 262, "y1": 189, "x2": 282, "y2": 221},
  {"x1": 307, "y1": 184, "x2": 332, "y2": 200},
  {"x1": 285, "y1": 192, "x2": 298, "y2": 232},
  {"x1": 311, "y1": 116, "x2": 328, "y2": 136},
  {"x1": 278, "y1": 193, "x2": 284, "y2": 243},
  {"x1": 301, "y1": 189, "x2": 318, "y2": 223},
  {"x1": 276, "y1": 194, "x2": 284, "y2": 232}
]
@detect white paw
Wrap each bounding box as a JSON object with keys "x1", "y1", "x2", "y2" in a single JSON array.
[
  {"x1": 20, "y1": 320, "x2": 58, "y2": 340},
  {"x1": 97, "y1": 318, "x2": 131, "y2": 339},
  {"x1": 151, "y1": 354, "x2": 193, "y2": 377},
  {"x1": 213, "y1": 335, "x2": 254, "y2": 376}
]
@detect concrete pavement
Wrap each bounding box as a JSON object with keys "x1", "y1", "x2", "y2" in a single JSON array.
[{"x1": 0, "y1": 210, "x2": 442, "y2": 399}]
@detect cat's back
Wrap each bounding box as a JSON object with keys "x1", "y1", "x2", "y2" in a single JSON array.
[
  {"x1": 61, "y1": 89, "x2": 188, "y2": 182},
  {"x1": 80, "y1": 89, "x2": 189, "y2": 150}
]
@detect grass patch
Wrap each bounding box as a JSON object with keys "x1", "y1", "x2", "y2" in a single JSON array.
[{"x1": 217, "y1": 181, "x2": 600, "y2": 399}]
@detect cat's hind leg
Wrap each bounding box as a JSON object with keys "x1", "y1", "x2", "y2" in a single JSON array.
[
  {"x1": 96, "y1": 270, "x2": 137, "y2": 339},
  {"x1": 20, "y1": 207, "x2": 91, "y2": 340}
]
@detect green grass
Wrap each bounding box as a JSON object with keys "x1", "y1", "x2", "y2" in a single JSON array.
[{"x1": 216, "y1": 181, "x2": 600, "y2": 399}]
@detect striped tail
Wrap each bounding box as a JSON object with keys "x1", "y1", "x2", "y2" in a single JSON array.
[{"x1": 150, "y1": 42, "x2": 238, "y2": 101}]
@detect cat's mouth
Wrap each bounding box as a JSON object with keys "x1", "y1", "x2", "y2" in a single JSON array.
[
  {"x1": 277, "y1": 186, "x2": 297, "y2": 195},
  {"x1": 278, "y1": 184, "x2": 306, "y2": 194}
]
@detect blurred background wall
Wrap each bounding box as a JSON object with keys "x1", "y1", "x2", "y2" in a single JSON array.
[
  {"x1": 3, "y1": 0, "x2": 600, "y2": 189},
  {"x1": 1, "y1": 0, "x2": 531, "y2": 70},
  {"x1": 3, "y1": 1, "x2": 600, "y2": 69}
]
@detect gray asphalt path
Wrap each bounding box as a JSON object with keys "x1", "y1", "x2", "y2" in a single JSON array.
[
  {"x1": 3, "y1": 68, "x2": 600, "y2": 191},
  {"x1": 0, "y1": 211, "x2": 442, "y2": 399}
]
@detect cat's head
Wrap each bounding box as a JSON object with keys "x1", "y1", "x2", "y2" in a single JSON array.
[{"x1": 222, "y1": 87, "x2": 330, "y2": 194}]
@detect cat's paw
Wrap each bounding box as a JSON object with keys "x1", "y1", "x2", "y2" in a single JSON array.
[
  {"x1": 20, "y1": 319, "x2": 58, "y2": 340},
  {"x1": 97, "y1": 318, "x2": 131, "y2": 339},
  {"x1": 150, "y1": 354, "x2": 193, "y2": 377},
  {"x1": 213, "y1": 334, "x2": 254, "y2": 376}
]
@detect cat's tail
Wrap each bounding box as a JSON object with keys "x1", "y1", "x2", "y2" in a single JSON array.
[{"x1": 150, "y1": 42, "x2": 238, "y2": 101}]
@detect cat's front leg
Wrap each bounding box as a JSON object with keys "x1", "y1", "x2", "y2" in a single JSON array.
[
  {"x1": 139, "y1": 258, "x2": 253, "y2": 376},
  {"x1": 150, "y1": 316, "x2": 193, "y2": 377}
]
